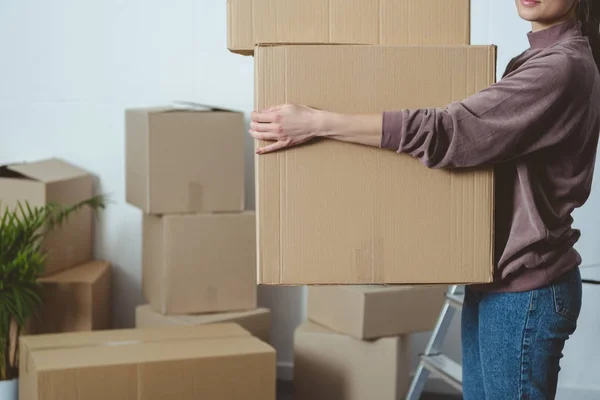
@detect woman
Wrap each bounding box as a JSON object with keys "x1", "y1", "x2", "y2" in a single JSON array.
[{"x1": 250, "y1": 0, "x2": 600, "y2": 398}]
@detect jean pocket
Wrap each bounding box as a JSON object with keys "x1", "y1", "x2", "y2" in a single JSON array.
[{"x1": 551, "y1": 269, "x2": 582, "y2": 324}]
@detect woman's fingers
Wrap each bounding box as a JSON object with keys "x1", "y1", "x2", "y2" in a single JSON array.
[
  {"x1": 249, "y1": 129, "x2": 279, "y2": 141},
  {"x1": 262, "y1": 105, "x2": 285, "y2": 113},
  {"x1": 256, "y1": 140, "x2": 290, "y2": 155},
  {"x1": 250, "y1": 104, "x2": 287, "y2": 122},
  {"x1": 251, "y1": 111, "x2": 279, "y2": 123},
  {"x1": 250, "y1": 121, "x2": 281, "y2": 133}
]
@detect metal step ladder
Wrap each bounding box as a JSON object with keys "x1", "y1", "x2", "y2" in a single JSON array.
[{"x1": 406, "y1": 285, "x2": 464, "y2": 400}]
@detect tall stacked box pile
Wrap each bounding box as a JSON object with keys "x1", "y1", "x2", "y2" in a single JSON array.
[
  {"x1": 227, "y1": 0, "x2": 496, "y2": 397},
  {"x1": 124, "y1": 105, "x2": 275, "y2": 398}
]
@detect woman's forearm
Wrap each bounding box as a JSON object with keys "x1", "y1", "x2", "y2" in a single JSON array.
[
  {"x1": 250, "y1": 104, "x2": 383, "y2": 154},
  {"x1": 319, "y1": 111, "x2": 383, "y2": 148}
]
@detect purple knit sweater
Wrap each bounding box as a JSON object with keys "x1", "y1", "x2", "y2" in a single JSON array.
[{"x1": 381, "y1": 20, "x2": 600, "y2": 292}]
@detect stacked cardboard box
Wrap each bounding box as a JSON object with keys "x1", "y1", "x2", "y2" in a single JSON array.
[
  {"x1": 293, "y1": 285, "x2": 446, "y2": 399},
  {"x1": 125, "y1": 105, "x2": 272, "y2": 343},
  {"x1": 228, "y1": 0, "x2": 498, "y2": 285},
  {"x1": 0, "y1": 158, "x2": 112, "y2": 334},
  {"x1": 227, "y1": 0, "x2": 498, "y2": 397},
  {"x1": 19, "y1": 323, "x2": 276, "y2": 400}
]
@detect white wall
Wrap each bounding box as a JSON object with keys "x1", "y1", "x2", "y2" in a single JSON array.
[
  {"x1": 1, "y1": 0, "x2": 599, "y2": 394},
  {"x1": 0, "y1": 0, "x2": 303, "y2": 373}
]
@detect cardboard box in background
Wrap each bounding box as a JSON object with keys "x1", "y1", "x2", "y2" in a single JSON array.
[
  {"x1": 255, "y1": 45, "x2": 497, "y2": 285},
  {"x1": 0, "y1": 158, "x2": 93, "y2": 275},
  {"x1": 227, "y1": 0, "x2": 471, "y2": 55},
  {"x1": 35, "y1": 260, "x2": 111, "y2": 334},
  {"x1": 294, "y1": 321, "x2": 410, "y2": 400},
  {"x1": 135, "y1": 304, "x2": 271, "y2": 343},
  {"x1": 143, "y1": 211, "x2": 257, "y2": 315},
  {"x1": 126, "y1": 106, "x2": 245, "y2": 214},
  {"x1": 19, "y1": 323, "x2": 276, "y2": 400},
  {"x1": 307, "y1": 285, "x2": 445, "y2": 340}
]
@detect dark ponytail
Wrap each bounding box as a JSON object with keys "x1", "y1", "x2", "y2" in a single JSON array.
[{"x1": 577, "y1": 0, "x2": 600, "y2": 72}]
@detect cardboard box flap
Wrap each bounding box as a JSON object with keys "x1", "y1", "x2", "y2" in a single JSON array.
[
  {"x1": 32, "y1": 335, "x2": 274, "y2": 371},
  {"x1": 6, "y1": 158, "x2": 89, "y2": 183},
  {"x1": 38, "y1": 260, "x2": 109, "y2": 284},
  {"x1": 0, "y1": 165, "x2": 29, "y2": 180},
  {"x1": 21, "y1": 323, "x2": 250, "y2": 353},
  {"x1": 170, "y1": 101, "x2": 239, "y2": 113},
  {"x1": 133, "y1": 102, "x2": 241, "y2": 115}
]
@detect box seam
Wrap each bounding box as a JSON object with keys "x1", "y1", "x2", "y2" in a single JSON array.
[{"x1": 161, "y1": 217, "x2": 169, "y2": 314}]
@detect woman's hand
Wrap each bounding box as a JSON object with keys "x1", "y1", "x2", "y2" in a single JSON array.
[
  {"x1": 250, "y1": 104, "x2": 325, "y2": 154},
  {"x1": 250, "y1": 104, "x2": 384, "y2": 153}
]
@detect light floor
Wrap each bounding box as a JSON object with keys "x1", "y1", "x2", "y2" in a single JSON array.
[{"x1": 276, "y1": 381, "x2": 462, "y2": 400}]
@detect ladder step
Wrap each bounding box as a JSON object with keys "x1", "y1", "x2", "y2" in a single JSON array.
[
  {"x1": 446, "y1": 293, "x2": 464, "y2": 309},
  {"x1": 421, "y1": 354, "x2": 463, "y2": 391}
]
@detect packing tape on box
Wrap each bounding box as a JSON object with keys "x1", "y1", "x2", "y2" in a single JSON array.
[
  {"x1": 188, "y1": 181, "x2": 204, "y2": 212},
  {"x1": 355, "y1": 236, "x2": 385, "y2": 283},
  {"x1": 204, "y1": 285, "x2": 219, "y2": 309}
]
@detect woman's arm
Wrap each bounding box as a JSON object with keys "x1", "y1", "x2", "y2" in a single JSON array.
[
  {"x1": 251, "y1": 50, "x2": 587, "y2": 167},
  {"x1": 250, "y1": 106, "x2": 382, "y2": 154}
]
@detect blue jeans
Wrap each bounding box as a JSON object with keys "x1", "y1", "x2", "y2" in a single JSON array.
[{"x1": 461, "y1": 267, "x2": 582, "y2": 400}]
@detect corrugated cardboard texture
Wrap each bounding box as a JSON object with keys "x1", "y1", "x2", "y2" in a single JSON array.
[
  {"x1": 307, "y1": 285, "x2": 445, "y2": 339},
  {"x1": 135, "y1": 305, "x2": 271, "y2": 343},
  {"x1": 35, "y1": 261, "x2": 111, "y2": 334},
  {"x1": 0, "y1": 158, "x2": 93, "y2": 275},
  {"x1": 142, "y1": 211, "x2": 257, "y2": 314},
  {"x1": 125, "y1": 107, "x2": 245, "y2": 214},
  {"x1": 227, "y1": 0, "x2": 471, "y2": 55},
  {"x1": 255, "y1": 45, "x2": 496, "y2": 285},
  {"x1": 19, "y1": 324, "x2": 275, "y2": 400},
  {"x1": 294, "y1": 321, "x2": 409, "y2": 400},
  {"x1": 20, "y1": 324, "x2": 253, "y2": 400}
]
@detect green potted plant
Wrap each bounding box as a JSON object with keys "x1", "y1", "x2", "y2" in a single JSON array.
[{"x1": 0, "y1": 196, "x2": 106, "y2": 399}]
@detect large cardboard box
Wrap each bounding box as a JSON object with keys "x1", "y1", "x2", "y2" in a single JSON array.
[
  {"x1": 19, "y1": 323, "x2": 276, "y2": 400},
  {"x1": 255, "y1": 45, "x2": 497, "y2": 285},
  {"x1": 126, "y1": 106, "x2": 245, "y2": 214},
  {"x1": 135, "y1": 304, "x2": 271, "y2": 343},
  {"x1": 308, "y1": 285, "x2": 445, "y2": 340},
  {"x1": 227, "y1": 0, "x2": 471, "y2": 55},
  {"x1": 0, "y1": 158, "x2": 93, "y2": 275},
  {"x1": 294, "y1": 321, "x2": 409, "y2": 400},
  {"x1": 143, "y1": 211, "x2": 257, "y2": 314},
  {"x1": 35, "y1": 260, "x2": 111, "y2": 334}
]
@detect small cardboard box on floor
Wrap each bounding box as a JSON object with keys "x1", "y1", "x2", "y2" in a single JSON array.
[
  {"x1": 0, "y1": 158, "x2": 94, "y2": 275},
  {"x1": 126, "y1": 105, "x2": 245, "y2": 214},
  {"x1": 308, "y1": 285, "x2": 445, "y2": 340},
  {"x1": 294, "y1": 321, "x2": 410, "y2": 400},
  {"x1": 143, "y1": 211, "x2": 257, "y2": 314},
  {"x1": 227, "y1": 0, "x2": 471, "y2": 55},
  {"x1": 19, "y1": 324, "x2": 276, "y2": 400},
  {"x1": 255, "y1": 45, "x2": 497, "y2": 285},
  {"x1": 136, "y1": 304, "x2": 271, "y2": 343},
  {"x1": 35, "y1": 260, "x2": 111, "y2": 334}
]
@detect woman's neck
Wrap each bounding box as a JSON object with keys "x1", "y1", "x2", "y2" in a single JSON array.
[{"x1": 531, "y1": 12, "x2": 577, "y2": 32}]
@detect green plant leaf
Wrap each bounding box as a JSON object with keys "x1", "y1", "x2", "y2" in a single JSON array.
[{"x1": 0, "y1": 193, "x2": 107, "y2": 381}]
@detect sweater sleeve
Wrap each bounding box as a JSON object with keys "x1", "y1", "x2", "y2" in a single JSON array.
[{"x1": 381, "y1": 51, "x2": 585, "y2": 169}]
